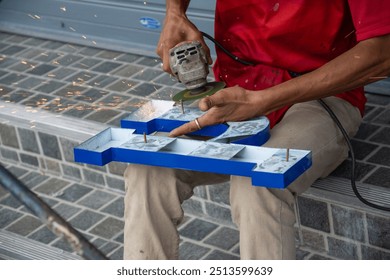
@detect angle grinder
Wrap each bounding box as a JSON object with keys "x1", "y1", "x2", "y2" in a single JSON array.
[{"x1": 169, "y1": 41, "x2": 225, "y2": 102}]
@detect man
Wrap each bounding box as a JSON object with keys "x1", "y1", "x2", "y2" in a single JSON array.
[{"x1": 123, "y1": 0, "x2": 390, "y2": 259}]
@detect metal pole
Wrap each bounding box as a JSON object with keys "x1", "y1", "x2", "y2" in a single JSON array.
[{"x1": 0, "y1": 163, "x2": 108, "y2": 260}]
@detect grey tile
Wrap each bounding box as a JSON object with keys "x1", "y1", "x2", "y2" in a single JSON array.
[
  {"x1": 87, "y1": 75, "x2": 118, "y2": 88},
  {"x1": 97, "y1": 93, "x2": 129, "y2": 107},
  {"x1": 28, "y1": 227, "x2": 58, "y2": 244},
  {"x1": 375, "y1": 109, "x2": 390, "y2": 125},
  {"x1": 300, "y1": 229, "x2": 326, "y2": 251},
  {"x1": 96, "y1": 50, "x2": 122, "y2": 59},
  {"x1": 0, "y1": 208, "x2": 23, "y2": 228},
  {"x1": 108, "y1": 247, "x2": 124, "y2": 260},
  {"x1": 1, "y1": 90, "x2": 32, "y2": 103},
  {"x1": 105, "y1": 176, "x2": 125, "y2": 192},
  {"x1": 297, "y1": 196, "x2": 330, "y2": 232},
  {"x1": 204, "y1": 227, "x2": 239, "y2": 250},
  {"x1": 0, "y1": 85, "x2": 14, "y2": 97},
  {"x1": 55, "y1": 54, "x2": 83, "y2": 66},
  {"x1": 58, "y1": 44, "x2": 84, "y2": 53},
  {"x1": 136, "y1": 56, "x2": 160, "y2": 67},
  {"x1": 203, "y1": 250, "x2": 239, "y2": 260},
  {"x1": 92, "y1": 61, "x2": 122, "y2": 73},
  {"x1": 179, "y1": 242, "x2": 211, "y2": 260},
  {"x1": 182, "y1": 198, "x2": 204, "y2": 216},
  {"x1": 9, "y1": 60, "x2": 39, "y2": 72},
  {"x1": 331, "y1": 205, "x2": 365, "y2": 242},
  {"x1": 367, "y1": 214, "x2": 390, "y2": 250},
  {"x1": 179, "y1": 218, "x2": 218, "y2": 241},
  {"x1": 129, "y1": 83, "x2": 161, "y2": 97},
  {"x1": 331, "y1": 159, "x2": 375, "y2": 181},
  {"x1": 74, "y1": 57, "x2": 102, "y2": 69},
  {"x1": 44, "y1": 158, "x2": 62, "y2": 174},
  {"x1": 0, "y1": 123, "x2": 19, "y2": 148},
  {"x1": 371, "y1": 127, "x2": 390, "y2": 145},
  {"x1": 308, "y1": 254, "x2": 333, "y2": 260},
  {"x1": 62, "y1": 103, "x2": 96, "y2": 118},
  {"x1": 367, "y1": 147, "x2": 390, "y2": 167},
  {"x1": 61, "y1": 163, "x2": 82, "y2": 180},
  {"x1": 56, "y1": 183, "x2": 93, "y2": 203},
  {"x1": 6, "y1": 215, "x2": 42, "y2": 236},
  {"x1": 0, "y1": 73, "x2": 27, "y2": 85},
  {"x1": 107, "y1": 162, "x2": 128, "y2": 176},
  {"x1": 361, "y1": 245, "x2": 390, "y2": 260},
  {"x1": 5, "y1": 165, "x2": 29, "y2": 179},
  {"x1": 89, "y1": 217, "x2": 124, "y2": 239},
  {"x1": 354, "y1": 123, "x2": 382, "y2": 140},
  {"x1": 41, "y1": 41, "x2": 66, "y2": 50},
  {"x1": 327, "y1": 237, "x2": 359, "y2": 260},
  {"x1": 366, "y1": 93, "x2": 390, "y2": 106},
  {"x1": 69, "y1": 210, "x2": 105, "y2": 231},
  {"x1": 51, "y1": 238, "x2": 74, "y2": 253},
  {"x1": 85, "y1": 109, "x2": 121, "y2": 123},
  {"x1": 17, "y1": 77, "x2": 46, "y2": 89},
  {"x1": 117, "y1": 53, "x2": 142, "y2": 63},
  {"x1": 0, "y1": 147, "x2": 19, "y2": 161},
  {"x1": 155, "y1": 74, "x2": 181, "y2": 86},
  {"x1": 53, "y1": 203, "x2": 82, "y2": 220},
  {"x1": 47, "y1": 68, "x2": 74, "y2": 80},
  {"x1": 363, "y1": 167, "x2": 390, "y2": 188},
  {"x1": 0, "y1": 56, "x2": 18, "y2": 68},
  {"x1": 59, "y1": 137, "x2": 80, "y2": 162},
  {"x1": 6, "y1": 34, "x2": 29, "y2": 43},
  {"x1": 0, "y1": 194, "x2": 23, "y2": 209},
  {"x1": 38, "y1": 132, "x2": 62, "y2": 160},
  {"x1": 208, "y1": 182, "x2": 230, "y2": 205},
  {"x1": 112, "y1": 64, "x2": 143, "y2": 77},
  {"x1": 20, "y1": 153, "x2": 39, "y2": 167},
  {"x1": 205, "y1": 202, "x2": 233, "y2": 224},
  {"x1": 34, "y1": 80, "x2": 66, "y2": 93},
  {"x1": 34, "y1": 178, "x2": 70, "y2": 196},
  {"x1": 151, "y1": 87, "x2": 177, "y2": 100},
  {"x1": 66, "y1": 71, "x2": 98, "y2": 84},
  {"x1": 1, "y1": 45, "x2": 26, "y2": 55},
  {"x1": 107, "y1": 79, "x2": 137, "y2": 92},
  {"x1": 42, "y1": 97, "x2": 77, "y2": 113},
  {"x1": 75, "y1": 88, "x2": 110, "y2": 102},
  {"x1": 27, "y1": 64, "x2": 57, "y2": 76},
  {"x1": 21, "y1": 93, "x2": 54, "y2": 107},
  {"x1": 82, "y1": 169, "x2": 105, "y2": 186},
  {"x1": 34, "y1": 51, "x2": 61, "y2": 63},
  {"x1": 132, "y1": 68, "x2": 164, "y2": 81},
  {"x1": 23, "y1": 37, "x2": 46, "y2": 46},
  {"x1": 18, "y1": 49, "x2": 43, "y2": 60},
  {"x1": 78, "y1": 47, "x2": 102, "y2": 56},
  {"x1": 54, "y1": 84, "x2": 87, "y2": 98},
  {"x1": 99, "y1": 241, "x2": 120, "y2": 255},
  {"x1": 101, "y1": 198, "x2": 124, "y2": 218},
  {"x1": 78, "y1": 190, "x2": 116, "y2": 210}
]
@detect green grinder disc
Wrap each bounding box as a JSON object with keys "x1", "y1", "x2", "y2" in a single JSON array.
[{"x1": 172, "y1": 81, "x2": 226, "y2": 102}]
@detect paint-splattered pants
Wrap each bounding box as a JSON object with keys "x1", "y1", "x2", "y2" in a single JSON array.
[{"x1": 123, "y1": 96, "x2": 362, "y2": 259}]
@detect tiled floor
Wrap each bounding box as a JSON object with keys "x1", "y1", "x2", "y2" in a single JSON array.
[{"x1": 0, "y1": 31, "x2": 390, "y2": 260}]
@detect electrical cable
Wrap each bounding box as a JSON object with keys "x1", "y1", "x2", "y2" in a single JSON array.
[{"x1": 202, "y1": 31, "x2": 390, "y2": 212}]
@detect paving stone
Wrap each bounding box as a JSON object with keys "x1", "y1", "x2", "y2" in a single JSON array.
[
  {"x1": 78, "y1": 88, "x2": 110, "y2": 103},
  {"x1": 18, "y1": 49, "x2": 42, "y2": 60},
  {"x1": 69, "y1": 209, "x2": 105, "y2": 231},
  {"x1": 130, "y1": 83, "x2": 161, "y2": 97},
  {"x1": 55, "y1": 54, "x2": 83, "y2": 66},
  {"x1": 22, "y1": 93, "x2": 54, "y2": 107},
  {"x1": 327, "y1": 237, "x2": 359, "y2": 260},
  {"x1": 105, "y1": 176, "x2": 124, "y2": 192},
  {"x1": 203, "y1": 250, "x2": 239, "y2": 260},
  {"x1": 331, "y1": 205, "x2": 365, "y2": 242},
  {"x1": 38, "y1": 132, "x2": 62, "y2": 160},
  {"x1": 366, "y1": 93, "x2": 390, "y2": 106},
  {"x1": 42, "y1": 97, "x2": 77, "y2": 113},
  {"x1": 301, "y1": 229, "x2": 326, "y2": 251},
  {"x1": 109, "y1": 247, "x2": 124, "y2": 260},
  {"x1": 117, "y1": 53, "x2": 142, "y2": 63},
  {"x1": 364, "y1": 167, "x2": 390, "y2": 188},
  {"x1": 34, "y1": 80, "x2": 66, "y2": 93},
  {"x1": 44, "y1": 159, "x2": 62, "y2": 174},
  {"x1": 92, "y1": 61, "x2": 122, "y2": 73},
  {"x1": 371, "y1": 127, "x2": 390, "y2": 145},
  {"x1": 101, "y1": 197, "x2": 124, "y2": 218},
  {"x1": 34, "y1": 178, "x2": 70, "y2": 196},
  {"x1": 136, "y1": 57, "x2": 160, "y2": 67},
  {"x1": 85, "y1": 109, "x2": 121, "y2": 123},
  {"x1": 375, "y1": 109, "x2": 390, "y2": 125},
  {"x1": 0, "y1": 194, "x2": 23, "y2": 209},
  {"x1": 179, "y1": 218, "x2": 218, "y2": 241},
  {"x1": 112, "y1": 64, "x2": 143, "y2": 77},
  {"x1": 297, "y1": 196, "x2": 330, "y2": 233},
  {"x1": 51, "y1": 238, "x2": 74, "y2": 253},
  {"x1": 205, "y1": 202, "x2": 233, "y2": 224},
  {"x1": 87, "y1": 74, "x2": 117, "y2": 88},
  {"x1": 151, "y1": 87, "x2": 177, "y2": 100},
  {"x1": 0, "y1": 208, "x2": 23, "y2": 228},
  {"x1": 54, "y1": 84, "x2": 87, "y2": 98},
  {"x1": 107, "y1": 162, "x2": 127, "y2": 176},
  {"x1": 1, "y1": 45, "x2": 26, "y2": 55},
  {"x1": 74, "y1": 58, "x2": 102, "y2": 69},
  {"x1": 78, "y1": 190, "x2": 116, "y2": 210},
  {"x1": 330, "y1": 159, "x2": 376, "y2": 181},
  {"x1": 1, "y1": 90, "x2": 31, "y2": 103},
  {"x1": 6, "y1": 215, "x2": 42, "y2": 236},
  {"x1": 182, "y1": 198, "x2": 204, "y2": 216},
  {"x1": 154, "y1": 74, "x2": 180, "y2": 86},
  {"x1": 41, "y1": 41, "x2": 66, "y2": 50},
  {"x1": 351, "y1": 139, "x2": 379, "y2": 161},
  {"x1": 0, "y1": 69, "x2": 9, "y2": 78},
  {"x1": 204, "y1": 227, "x2": 239, "y2": 250},
  {"x1": 17, "y1": 128, "x2": 40, "y2": 154},
  {"x1": 66, "y1": 71, "x2": 98, "y2": 84},
  {"x1": 34, "y1": 51, "x2": 62, "y2": 63},
  {"x1": 56, "y1": 183, "x2": 93, "y2": 203},
  {"x1": 366, "y1": 214, "x2": 390, "y2": 250},
  {"x1": 367, "y1": 147, "x2": 390, "y2": 167},
  {"x1": 58, "y1": 44, "x2": 84, "y2": 53},
  {"x1": 0, "y1": 73, "x2": 28, "y2": 86},
  {"x1": 61, "y1": 163, "x2": 82, "y2": 180},
  {"x1": 89, "y1": 217, "x2": 124, "y2": 239},
  {"x1": 308, "y1": 254, "x2": 333, "y2": 260},
  {"x1": 361, "y1": 245, "x2": 390, "y2": 260},
  {"x1": 193, "y1": 185, "x2": 207, "y2": 199},
  {"x1": 0, "y1": 147, "x2": 19, "y2": 162},
  {"x1": 5, "y1": 165, "x2": 29, "y2": 178},
  {"x1": 62, "y1": 103, "x2": 96, "y2": 118},
  {"x1": 179, "y1": 241, "x2": 211, "y2": 260},
  {"x1": 208, "y1": 182, "x2": 230, "y2": 205},
  {"x1": 0, "y1": 123, "x2": 19, "y2": 148},
  {"x1": 6, "y1": 35, "x2": 29, "y2": 43},
  {"x1": 53, "y1": 203, "x2": 82, "y2": 220},
  {"x1": 28, "y1": 226, "x2": 58, "y2": 244},
  {"x1": 9, "y1": 60, "x2": 39, "y2": 72},
  {"x1": 132, "y1": 68, "x2": 164, "y2": 81},
  {"x1": 107, "y1": 78, "x2": 137, "y2": 92},
  {"x1": 78, "y1": 47, "x2": 103, "y2": 56},
  {"x1": 20, "y1": 153, "x2": 39, "y2": 167},
  {"x1": 82, "y1": 169, "x2": 105, "y2": 186},
  {"x1": 59, "y1": 137, "x2": 79, "y2": 162},
  {"x1": 0, "y1": 56, "x2": 18, "y2": 68},
  {"x1": 47, "y1": 68, "x2": 74, "y2": 80},
  {"x1": 27, "y1": 64, "x2": 57, "y2": 76}
]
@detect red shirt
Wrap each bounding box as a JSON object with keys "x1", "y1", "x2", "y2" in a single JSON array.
[{"x1": 213, "y1": 0, "x2": 390, "y2": 128}]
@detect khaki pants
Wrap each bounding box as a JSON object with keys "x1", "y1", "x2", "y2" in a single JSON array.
[{"x1": 123, "y1": 97, "x2": 362, "y2": 260}]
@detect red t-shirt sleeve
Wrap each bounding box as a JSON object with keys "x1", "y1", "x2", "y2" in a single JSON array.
[{"x1": 348, "y1": 0, "x2": 390, "y2": 41}]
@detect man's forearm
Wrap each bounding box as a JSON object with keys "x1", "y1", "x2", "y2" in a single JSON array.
[{"x1": 257, "y1": 34, "x2": 390, "y2": 115}]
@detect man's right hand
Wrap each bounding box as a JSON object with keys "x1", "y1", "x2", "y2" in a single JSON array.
[{"x1": 156, "y1": 7, "x2": 212, "y2": 74}]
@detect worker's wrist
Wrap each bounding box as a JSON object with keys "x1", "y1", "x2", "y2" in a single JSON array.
[{"x1": 166, "y1": 0, "x2": 190, "y2": 16}]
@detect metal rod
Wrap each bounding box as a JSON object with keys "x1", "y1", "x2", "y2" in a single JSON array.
[{"x1": 0, "y1": 163, "x2": 108, "y2": 260}]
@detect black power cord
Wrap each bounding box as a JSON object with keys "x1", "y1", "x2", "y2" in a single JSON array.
[{"x1": 202, "y1": 31, "x2": 390, "y2": 212}]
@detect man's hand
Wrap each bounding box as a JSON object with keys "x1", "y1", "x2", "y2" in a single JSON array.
[
  {"x1": 169, "y1": 86, "x2": 262, "y2": 137},
  {"x1": 156, "y1": 13, "x2": 212, "y2": 74}
]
